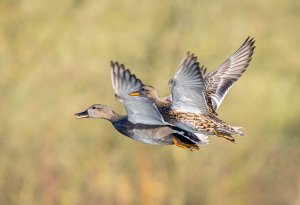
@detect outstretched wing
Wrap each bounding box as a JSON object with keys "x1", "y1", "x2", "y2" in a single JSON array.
[
  {"x1": 111, "y1": 61, "x2": 166, "y2": 125},
  {"x1": 204, "y1": 37, "x2": 255, "y2": 110},
  {"x1": 169, "y1": 52, "x2": 209, "y2": 114}
]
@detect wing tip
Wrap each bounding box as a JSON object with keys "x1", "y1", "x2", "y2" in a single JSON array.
[
  {"x1": 110, "y1": 60, "x2": 144, "y2": 98},
  {"x1": 244, "y1": 36, "x2": 256, "y2": 51}
]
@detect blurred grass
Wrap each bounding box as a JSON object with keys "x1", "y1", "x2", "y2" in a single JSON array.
[{"x1": 1, "y1": 0, "x2": 300, "y2": 204}]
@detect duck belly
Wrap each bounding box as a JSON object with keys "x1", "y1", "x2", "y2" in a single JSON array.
[
  {"x1": 130, "y1": 126, "x2": 174, "y2": 145},
  {"x1": 112, "y1": 119, "x2": 173, "y2": 145}
]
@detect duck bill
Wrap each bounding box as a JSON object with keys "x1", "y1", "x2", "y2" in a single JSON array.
[
  {"x1": 75, "y1": 110, "x2": 89, "y2": 119},
  {"x1": 129, "y1": 91, "x2": 140, "y2": 96}
]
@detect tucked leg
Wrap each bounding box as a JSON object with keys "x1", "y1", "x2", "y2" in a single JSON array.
[{"x1": 172, "y1": 138, "x2": 199, "y2": 151}]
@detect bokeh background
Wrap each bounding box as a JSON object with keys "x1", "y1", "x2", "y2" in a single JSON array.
[{"x1": 1, "y1": 0, "x2": 300, "y2": 204}]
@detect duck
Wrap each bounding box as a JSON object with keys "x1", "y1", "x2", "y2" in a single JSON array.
[
  {"x1": 128, "y1": 37, "x2": 255, "y2": 143},
  {"x1": 75, "y1": 61, "x2": 208, "y2": 151}
]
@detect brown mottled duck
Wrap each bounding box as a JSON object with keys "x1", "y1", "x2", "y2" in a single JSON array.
[{"x1": 129, "y1": 37, "x2": 255, "y2": 143}]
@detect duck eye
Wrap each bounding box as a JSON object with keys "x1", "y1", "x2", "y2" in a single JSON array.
[
  {"x1": 141, "y1": 88, "x2": 145, "y2": 91},
  {"x1": 92, "y1": 106, "x2": 96, "y2": 109}
]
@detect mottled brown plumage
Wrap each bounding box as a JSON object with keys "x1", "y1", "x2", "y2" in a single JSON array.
[
  {"x1": 128, "y1": 37, "x2": 254, "y2": 143},
  {"x1": 132, "y1": 85, "x2": 244, "y2": 143}
]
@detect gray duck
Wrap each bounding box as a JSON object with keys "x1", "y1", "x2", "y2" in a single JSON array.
[{"x1": 75, "y1": 62, "x2": 208, "y2": 151}]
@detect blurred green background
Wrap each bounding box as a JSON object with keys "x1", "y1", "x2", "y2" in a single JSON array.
[{"x1": 1, "y1": 0, "x2": 300, "y2": 204}]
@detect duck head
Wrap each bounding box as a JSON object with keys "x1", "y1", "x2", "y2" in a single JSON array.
[
  {"x1": 75, "y1": 104, "x2": 119, "y2": 121},
  {"x1": 129, "y1": 85, "x2": 160, "y2": 102}
]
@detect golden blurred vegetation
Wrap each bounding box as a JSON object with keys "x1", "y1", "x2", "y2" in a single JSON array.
[{"x1": 1, "y1": 0, "x2": 300, "y2": 204}]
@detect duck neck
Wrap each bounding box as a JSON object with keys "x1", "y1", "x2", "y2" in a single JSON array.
[
  {"x1": 153, "y1": 96, "x2": 170, "y2": 108},
  {"x1": 106, "y1": 111, "x2": 122, "y2": 122}
]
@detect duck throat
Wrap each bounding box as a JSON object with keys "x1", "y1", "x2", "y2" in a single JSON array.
[{"x1": 106, "y1": 111, "x2": 122, "y2": 122}]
